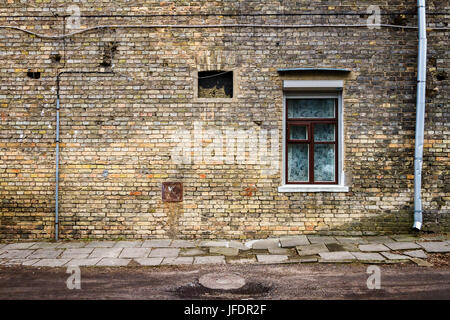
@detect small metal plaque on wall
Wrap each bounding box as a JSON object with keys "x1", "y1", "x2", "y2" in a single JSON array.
[{"x1": 162, "y1": 182, "x2": 183, "y2": 202}]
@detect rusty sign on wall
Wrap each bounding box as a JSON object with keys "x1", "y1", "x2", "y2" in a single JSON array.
[{"x1": 162, "y1": 182, "x2": 183, "y2": 202}]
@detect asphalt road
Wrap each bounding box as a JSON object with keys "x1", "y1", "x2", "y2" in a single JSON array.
[{"x1": 0, "y1": 263, "x2": 449, "y2": 300}]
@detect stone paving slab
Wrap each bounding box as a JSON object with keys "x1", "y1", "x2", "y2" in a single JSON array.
[
  {"x1": 381, "y1": 252, "x2": 410, "y2": 260},
  {"x1": 298, "y1": 256, "x2": 319, "y2": 263},
  {"x1": 308, "y1": 236, "x2": 337, "y2": 244},
  {"x1": 61, "y1": 248, "x2": 94, "y2": 259},
  {"x1": 194, "y1": 256, "x2": 226, "y2": 265},
  {"x1": 227, "y1": 257, "x2": 257, "y2": 264},
  {"x1": 336, "y1": 237, "x2": 368, "y2": 244},
  {"x1": 318, "y1": 251, "x2": 356, "y2": 261},
  {"x1": 142, "y1": 240, "x2": 172, "y2": 248},
  {"x1": 417, "y1": 242, "x2": 450, "y2": 253},
  {"x1": 359, "y1": 244, "x2": 390, "y2": 252},
  {"x1": 149, "y1": 248, "x2": 180, "y2": 258},
  {"x1": 170, "y1": 240, "x2": 196, "y2": 248},
  {"x1": 209, "y1": 247, "x2": 239, "y2": 256},
  {"x1": 2, "y1": 243, "x2": 36, "y2": 250},
  {"x1": 161, "y1": 257, "x2": 193, "y2": 265},
  {"x1": 65, "y1": 258, "x2": 102, "y2": 266},
  {"x1": 85, "y1": 241, "x2": 117, "y2": 248},
  {"x1": 119, "y1": 248, "x2": 151, "y2": 258},
  {"x1": 198, "y1": 240, "x2": 230, "y2": 248},
  {"x1": 384, "y1": 242, "x2": 420, "y2": 250},
  {"x1": 88, "y1": 248, "x2": 123, "y2": 259},
  {"x1": 134, "y1": 258, "x2": 163, "y2": 266},
  {"x1": 403, "y1": 250, "x2": 427, "y2": 259},
  {"x1": 29, "y1": 242, "x2": 60, "y2": 249},
  {"x1": 228, "y1": 241, "x2": 250, "y2": 251},
  {"x1": 352, "y1": 252, "x2": 386, "y2": 261},
  {"x1": 22, "y1": 259, "x2": 41, "y2": 266},
  {"x1": 96, "y1": 258, "x2": 130, "y2": 267},
  {"x1": 296, "y1": 243, "x2": 329, "y2": 256},
  {"x1": 391, "y1": 235, "x2": 420, "y2": 242},
  {"x1": 247, "y1": 239, "x2": 280, "y2": 250},
  {"x1": 279, "y1": 236, "x2": 309, "y2": 248},
  {"x1": 114, "y1": 241, "x2": 142, "y2": 248},
  {"x1": 28, "y1": 249, "x2": 62, "y2": 259},
  {"x1": 33, "y1": 259, "x2": 70, "y2": 267},
  {"x1": 256, "y1": 254, "x2": 289, "y2": 264},
  {"x1": 268, "y1": 247, "x2": 291, "y2": 254},
  {"x1": 179, "y1": 248, "x2": 206, "y2": 256},
  {"x1": 56, "y1": 242, "x2": 87, "y2": 249},
  {"x1": 0, "y1": 250, "x2": 34, "y2": 259},
  {"x1": 326, "y1": 243, "x2": 359, "y2": 252},
  {"x1": 363, "y1": 236, "x2": 394, "y2": 244},
  {"x1": 410, "y1": 258, "x2": 433, "y2": 267}
]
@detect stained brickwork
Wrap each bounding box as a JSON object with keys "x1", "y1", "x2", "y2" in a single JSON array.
[{"x1": 0, "y1": 1, "x2": 448, "y2": 240}]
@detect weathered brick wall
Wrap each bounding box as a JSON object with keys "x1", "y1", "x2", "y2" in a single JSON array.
[{"x1": 0, "y1": 1, "x2": 448, "y2": 240}]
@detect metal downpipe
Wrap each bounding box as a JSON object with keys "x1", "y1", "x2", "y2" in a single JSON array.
[{"x1": 413, "y1": 0, "x2": 427, "y2": 231}]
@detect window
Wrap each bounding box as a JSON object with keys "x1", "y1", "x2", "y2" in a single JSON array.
[
  {"x1": 285, "y1": 97, "x2": 338, "y2": 184},
  {"x1": 197, "y1": 70, "x2": 233, "y2": 98}
]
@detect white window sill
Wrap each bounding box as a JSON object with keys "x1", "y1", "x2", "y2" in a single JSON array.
[{"x1": 278, "y1": 185, "x2": 349, "y2": 193}]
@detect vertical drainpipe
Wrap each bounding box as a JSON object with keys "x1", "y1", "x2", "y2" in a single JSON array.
[
  {"x1": 54, "y1": 71, "x2": 114, "y2": 241},
  {"x1": 413, "y1": 0, "x2": 427, "y2": 230}
]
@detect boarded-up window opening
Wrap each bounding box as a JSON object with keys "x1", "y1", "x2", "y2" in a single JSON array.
[{"x1": 198, "y1": 70, "x2": 233, "y2": 98}]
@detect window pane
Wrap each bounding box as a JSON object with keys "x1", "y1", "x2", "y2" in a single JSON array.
[
  {"x1": 289, "y1": 125, "x2": 308, "y2": 140},
  {"x1": 288, "y1": 144, "x2": 309, "y2": 182},
  {"x1": 314, "y1": 124, "x2": 335, "y2": 142},
  {"x1": 287, "y1": 99, "x2": 335, "y2": 119},
  {"x1": 314, "y1": 144, "x2": 335, "y2": 182}
]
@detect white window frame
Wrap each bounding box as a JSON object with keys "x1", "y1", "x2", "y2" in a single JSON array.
[{"x1": 278, "y1": 81, "x2": 349, "y2": 193}]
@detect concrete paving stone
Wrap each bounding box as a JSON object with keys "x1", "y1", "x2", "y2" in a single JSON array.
[
  {"x1": 198, "y1": 240, "x2": 230, "y2": 248},
  {"x1": 279, "y1": 236, "x2": 309, "y2": 248},
  {"x1": 363, "y1": 236, "x2": 393, "y2": 244},
  {"x1": 161, "y1": 257, "x2": 193, "y2": 265},
  {"x1": 352, "y1": 252, "x2": 386, "y2": 261},
  {"x1": 119, "y1": 248, "x2": 151, "y2": 258},
  {"x1": 307, "y1": 236, "x2": 337, "y2": 244},
  {"x1": 85, "y1": 241, "x2": 117, "y2": 248},
  {"x1": 56, "y1": 242, "x2": 87, "y2": 249},
  {"x1": 228, "y1": 241, "x2": 250, "y2": 251},
  {"x1": 318, "y1": 251, "x2": 356, "y2": 261},
  {"x1": 96, "y1": 258, "x2": 130, "y2": 267},
  {"x1": 179, "y1": 249, "x2": 206, "y2": 256},
  {"x1": 114, "y1": 241, "x2": 142, "y2": 248},
  {"x1": 141, "y1": 240, "x2": 172, "y2": 248},
  {"x1": 326, "y1": 243, "x2": 359, "y2": 252},
  {"x1": 29, "y1": 242, "x2": 60, "y2": 249},
  {"x1": 209, "y1": 247, "x2": 239, "y2": 256},
  {"x1": 384, "y1": 242, "x2": 420, "y2": 250},
  {"x1": 28, "y1": 249, "x2": 63, "y2": 259},
  {"x1": 410, "y1": 258, "x2": 433, "y2": 267},
  {"x1": 149, "y1": 248, "x2": 180, "y2": 258},
  {"x1": 0, "y1": 250, "x2": 34, "y2": 259},
  {"x1": 381, "y1": 252, "x2": 410, "y2": 260},
  {"x1": 417, "y1": 242, "x2": 450, "y2": 253},
  {"x1": 403, "y1": 250, "x2": 427, "y2": 259},
  {"x1": 268, "y1": 247, "x2": 291, "y2": 254},
  {"x1": 2, "y1": 243, "x2": 36, "y2": 250},
  {"x1": 170, "y1": 240, "x2": 196, "y2": 248},
  {"x1": 298, "y1": 256, "x2": 318, "y2": 263},
  {"x1": 65, "y1": 258, "x2": 102, "y2": 266},
  {"x1": 3, "y1": 259, "x2": 31, "y2": 266},
  {"x1": 296, "y1": 243, "x2": 329, "y2": 256},
  {"x1": 336, "y1": 237, "x2": 368, "y2": 244},
  {"x1": 391, "y1": 235, "x2": 420, "y2": 242},
  {"x1": 134, "y1": 258, "x2": 163, "y2": 266},
  {"x1": 194, "y1": 256, "x2": 226, "y2": 265},
  {"x1": 61, "y1": 248, "x2": 93, "y2": 259},
  {"x1": 88, "y1": 248, "x2": 123, "y2": 258},
  {"x1": 359, "y1": 244, "x2": 390, "y2": 252},
  {"x1": 227, "y1": 257, "x2": 257, "y2": 264},
  {"x1": 22, "y1": 259, "x2": 41, "y2": 266},
  {"x1": 256, "y1": 255, "x2": 289, "y2": 264},
  {"x1": 33, "y1": 259, "x2": 70, "y2": 267},
  {"x1": 248, "y1": 239, "x2": 280, "y2": 250}
]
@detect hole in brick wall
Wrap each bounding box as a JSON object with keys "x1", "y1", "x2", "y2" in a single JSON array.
[
  {"x1": 198, "y1": 70, "x2": 233, "y2": 98},
  {"x1": 50, "y1": 54, "x2": 62, "y2": 63},
  {"x1": 26, "y1": 70, "x2": 41, "y2": 79},
  {"x1": 99, "y1": 41, "x2": 118, "y2": 67},
  {"x1": 436, "y1": 71, "x2": 447, "y2": 81}
]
